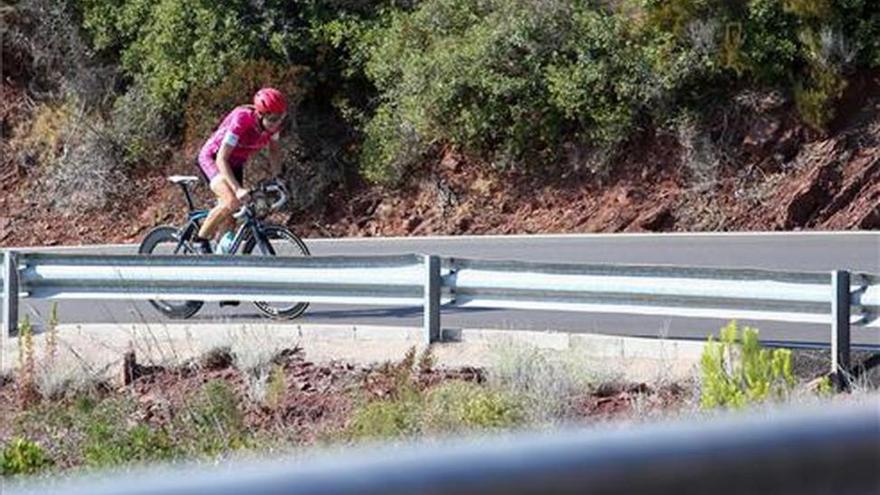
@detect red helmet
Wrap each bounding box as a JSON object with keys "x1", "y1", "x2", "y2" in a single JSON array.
[{"x1": 253, "y1": 87, "x2": 287, "y2": 114}]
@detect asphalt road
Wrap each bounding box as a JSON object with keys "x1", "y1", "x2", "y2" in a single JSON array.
[{"x1": 16, "y1": 232, "x2": 880, "y2": 348}]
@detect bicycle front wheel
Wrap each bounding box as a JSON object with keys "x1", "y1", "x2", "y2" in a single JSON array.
[
  {"x1": 138, "y1": 225, "x2": 204, "y2": 319},
  {"x1": 242, "y1": 225, "x2": 310, "y2": 319}
]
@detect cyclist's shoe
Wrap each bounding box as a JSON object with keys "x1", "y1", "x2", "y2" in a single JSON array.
[
  {"x1": 193, "y1": 238, "x2": 213, "y2": 255},
  {"x1": 219, "y1": 301, "x2": 241, "y2": 307}
]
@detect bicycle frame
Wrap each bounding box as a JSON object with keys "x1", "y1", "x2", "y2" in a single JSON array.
[
  {"x1": 227, "y1": 209, "x2": 275, "y2": 255},
  {"x1": 173, "y1": 210, "x2": 209, "y2": 254},
  {"x1": 171, "y1": 178, "x2": 279, "y2": 256}
]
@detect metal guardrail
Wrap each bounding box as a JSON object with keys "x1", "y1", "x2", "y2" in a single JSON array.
[
  {"x1": 8, "y1": 401, "x2": 880, "y2": 495},
  {"x1": 18, "y1": 252, "x2": 427, "y2": 305},
  {"x1": 2, "y1": 250, "x2": 878, "y2": 379},
  {"x1": 447, "y1": 258, "x2": 878, "y2": 325}
]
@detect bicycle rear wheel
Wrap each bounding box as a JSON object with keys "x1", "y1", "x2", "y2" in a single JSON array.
[
  {"x1": 242, "y1": 225, "x2": 310, "y2": 319},
  {"x1": 138, "y1": 226, "x2": 204, "y2": 319}
]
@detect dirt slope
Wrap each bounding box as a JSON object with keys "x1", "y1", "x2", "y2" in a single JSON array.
[{"x1": 1, "y1": 75, "x2": 877, "y2": 247}]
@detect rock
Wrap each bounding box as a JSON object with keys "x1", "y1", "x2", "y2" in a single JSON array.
[
  {"x1": 405, "y1": 215, "x2": 422, "y2": 232},
  {"x1": 776, "y1": 140, "x2": 841, "y2": 228},
  {"x1": 632, "y1": 204, "x2": 675, "y2": 232}
]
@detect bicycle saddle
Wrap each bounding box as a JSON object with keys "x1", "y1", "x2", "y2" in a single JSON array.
[{"x1": 168, "y1": 175, "x2": 199, "y2": 184}]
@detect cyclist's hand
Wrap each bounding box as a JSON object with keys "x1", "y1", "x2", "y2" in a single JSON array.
[{"x1": 235, "y1": 187, "x2": 250, "y2": 201}]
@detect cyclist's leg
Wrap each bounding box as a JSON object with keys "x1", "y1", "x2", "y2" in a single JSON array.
[
  {"x1": 219, "y1": 167, "x2": 244, "y2": 236},
  {"x1": 198, "y1": 176, "x2": 238, "y2": 240},
  {"x1": 195, "y1": 158, "x2": 241, "y2": 245}
]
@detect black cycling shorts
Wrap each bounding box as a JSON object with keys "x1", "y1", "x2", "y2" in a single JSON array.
[{"x1": 195, "y1": 158, "x2": 244, "y2": 186}]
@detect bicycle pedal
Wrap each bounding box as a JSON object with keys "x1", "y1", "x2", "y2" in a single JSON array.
[{"x1": 219, "y1": 301, "x2": 241, "y2": 307}]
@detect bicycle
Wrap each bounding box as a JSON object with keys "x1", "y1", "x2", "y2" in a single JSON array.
[{"x1": 138, "y1": 175, "x2": 311, "y2": 320}]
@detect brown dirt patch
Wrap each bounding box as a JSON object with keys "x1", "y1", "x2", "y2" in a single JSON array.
[
  {"x1": 0, "y1": 348, "x2": 690, "y2": 455},
  {"x1": 2, "y1": 73, "x2": 878, "y2": 249}
]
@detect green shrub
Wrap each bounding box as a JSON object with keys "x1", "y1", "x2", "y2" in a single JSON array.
[
  {"x1": 109, "y1": 83, "x2": 172, "y2": 165},
  {"x1": 82, "y1": 0, "x2": 260, "y2": 111},
  {"x1": 740, "y1": 0, "x2": 802, "y2": 83},
  {"x1": 545, "y1": 9, "x2": 651, "y2": 151},
  {"x1": 794, "y1": 69, "x2": 847, "y2": 131},
  {"x1": 345, "y1": 347, "x2": 521, "y2": 440},
  {"x1": 359, "y1": 0, "x2": 576, "y2": 182},
  {"x1": 179, "y1": 379, "x2": 250, "y2": 455},
  {"x1": 345, "y1": 348, "x2": 424, "y2": 439},
  {"x1": 814, "y1": 376, "x2": 834, "y2": 397},
  {"x1": 79, "y1": 0, "x2": 390, "y2": 114},
  {"x1": 0, "y1": 438, "x2": 53, "y2": 476},
  {"x1": 81, "y1": 397, "x2": 177, "y2": 467},
  {"x1": 700, "y1": 321, "x2": 795, "y2": 410},
  {"x1": 265, "y1": 364, "x2": 287, "y2": 411},
  {"x1": 84, "y1": 421, "x2": 176, "y2": 467},
  {"x1": 424, "y1": 381, "x2": 522, "y2": 432},
  {"x1": 346, "y1": 395, "x2": 421, "y2": 440}
]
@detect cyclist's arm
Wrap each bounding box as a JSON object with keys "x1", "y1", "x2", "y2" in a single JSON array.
[{"x1": 268, "y1": 133, "x2": 282, "y2": 178}]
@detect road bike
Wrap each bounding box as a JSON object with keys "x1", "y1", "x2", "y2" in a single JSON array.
[{"x1": 138, "y1": 175, "x2": 310, "y2": 320}]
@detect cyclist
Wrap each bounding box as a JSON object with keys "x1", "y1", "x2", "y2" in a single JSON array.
[{"x1": 192, "y1": 87, "x2": 287, "y2": 253}]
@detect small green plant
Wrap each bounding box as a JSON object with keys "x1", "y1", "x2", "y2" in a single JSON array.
[
  {"x1": 814, "y1": 376, "x2": 834, "y2": 397},
  {"x1": 489, "y1": 343, "x2": 595, "y2": 423},
  {"x1": 81, "y1": 397, "x2": 177, "y2": 467},
  {"x1": 345, "y1": 347, "x2": 424, "y2": 439},
  {"x1": 0, "y1": 438, "x2": 53, "y2": 476},
  {"x1": 265, "y1": 364, "x2": 287, "y2": 411},
  {"x1": 16, "y1": 315, "x2": 39, "y2": 406},
  {"x1": 346, "y1": 347, "x2": 521, "y2": 440},
  {"x1": 424, "y1": 381, "x2": 522, "y2": 432},
  {"x1": 180, "y1": 379, "x2": 250, "y2": 456},
  {"x1": 45, "y1": 302, "x2": 59, "y2": 363},
  {"x1": 346, "y1": 396, "x2": 421, "y2": 440},
  {"x1": 84, "y1": 421, "x2": 176, "y2": 467},
  {"x1": 700, "y1": 321, "x2": 795, "y2": 409}
]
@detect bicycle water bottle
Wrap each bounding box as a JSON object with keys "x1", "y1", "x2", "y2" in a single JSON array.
[{"x1": 216, "y1": 231, "x2": 235, "y2": 254}]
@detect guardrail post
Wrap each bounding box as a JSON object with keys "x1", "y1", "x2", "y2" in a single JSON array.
[
  {"x1": 423, "y1": 255, "x2": 441, "y2": 344},
  {"x1": 831, "y1": 270, "x2": 851, "y2": 391},
  {"x1": 3, "y1": 251, "x2": 19, "y2": 337}
]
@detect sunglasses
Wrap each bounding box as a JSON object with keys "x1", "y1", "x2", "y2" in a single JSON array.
[{"x1": 262, "y1": 113, "x2": 286, "y2": 126}]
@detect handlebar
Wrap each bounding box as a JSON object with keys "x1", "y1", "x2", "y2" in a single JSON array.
[{"x1": 232, "y1": 179, "x2": 289, "y2": 220}]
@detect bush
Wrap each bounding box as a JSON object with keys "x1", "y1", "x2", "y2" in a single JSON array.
[
  {"x1": 700, "y1": 321, "x2": 795, "y2": 410},
  {"x1": 740, "y1": 0, "x2": 802, "y2": 84},
  {"x1": 423, "y1": 381, "x2": 522, "y2": 432},
  {"x1": 4, "y1": 0, "x2": 117, "y2": 104},
  {"x1": 109, "y1": 83, "x2": 172, "y2": 166},
  {"x1": 0, "y1": 438, "x2": 53, "y2": 476},
  {"x1": 179, "y1": 379, "x2": 250, "y2": 455},
  {"x1": 346, "y1": 395, "x2": 421, "y2": 440},
  {"x1": 9, "y1": 102, "x2": 73, "y2": 173},
  {"x1": 345, "y1": 347, "x2": 522, "y2": 440},
  {"x1": 82, "y1": 0, "x2": 260, "y2": 112},
  {"x1": 545, "y1": 10, "x2": 651, "y2": 152},
  {"x1": 794, "y1": 66, "x2": 847, "y2": 131},
  {"x1": 359, "y1": 0, "x2": 578, "y2": 182},
  {"x1": 489, "y1": 343, "x2": 596, "y2": 424},
  {"x1": 43, "y1": 114, "x2": 125, "y2": 211},
  {"x1": 10, "y1": 98, "x2": 126, "y2": 211},
  {"x1": 82, "y1": 399, "x2": 176, "y2": 467}
]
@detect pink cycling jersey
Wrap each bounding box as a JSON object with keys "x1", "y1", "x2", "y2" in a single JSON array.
[{"x1": 198, "y1": 105, "x2": 279, "y2": 180}]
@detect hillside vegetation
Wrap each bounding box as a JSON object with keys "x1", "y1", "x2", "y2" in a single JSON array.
[{"x1": 1, "y1": 0, "x2": 878, "y2": 244}]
